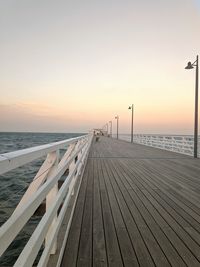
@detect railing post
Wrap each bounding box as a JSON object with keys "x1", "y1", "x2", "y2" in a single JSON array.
[
  {"x1": 45, "y1": 149, "x2": 60, "y2": 254},
  {"x1": 68, "y1": 141, "x2": 81, "y2": 196}
]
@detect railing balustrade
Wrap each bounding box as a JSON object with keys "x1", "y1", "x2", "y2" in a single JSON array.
[
  {"x1": 115, "y1": 134, "x2": 200, "y2": 157},
  {"x1": 0, "y1": 134, "x2": 93, "y2": 266}
]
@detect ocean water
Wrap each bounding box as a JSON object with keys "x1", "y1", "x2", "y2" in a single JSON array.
[{"x1": 0, "y1": 132, "x2": 84, "y2": 266}]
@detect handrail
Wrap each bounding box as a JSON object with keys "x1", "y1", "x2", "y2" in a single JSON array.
[
  {"x1": 0, "y1": 135, "x2": 88, "y2": 175},
  {"x1": 0, "y1": 133, "x2": 93, "y2": 266}
]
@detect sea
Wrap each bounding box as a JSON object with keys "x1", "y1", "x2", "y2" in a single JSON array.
[{"x1": 0, "y1": 132, "x2": 84, "y2": 266}]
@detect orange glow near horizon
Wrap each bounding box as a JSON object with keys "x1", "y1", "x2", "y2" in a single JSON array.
[{"x1": 0, "y1": 95, "x2": 195, "y2": 134}]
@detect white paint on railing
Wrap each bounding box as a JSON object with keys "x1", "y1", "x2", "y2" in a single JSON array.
[
  {"x1": 0, "y1": 136, "x2": 87, "y2": 175},
  {"x1": 14, "y1": 151, "x2": 58, "y2": 213},
  {"x1": 45, "y1": 149, "x2": 60, "y2": 255},
  {"x1": 0, "y1": 133, "x2": 93, "y2": 267},
  {"x1": 114, "y1": 134, "x2": 200, "y2": 157}
]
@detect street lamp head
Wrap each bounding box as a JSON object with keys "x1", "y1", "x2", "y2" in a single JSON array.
[
  {"x1": 185, "y1": 62, "x2": 194, "y2": 70},
  {"x1": 115, "y1": 116, "x2": 118, "y2": 119},
  {"x1": 128, "y1": 106, "x2": 131, "y2": 110}
]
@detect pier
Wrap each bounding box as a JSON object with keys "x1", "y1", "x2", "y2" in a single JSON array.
[
  {"x1": 0, "y1": 135, "x2": 200, "y2": 267},
  {"x1": 1, "y1": 0, "x2": 200, "y2": 266}
]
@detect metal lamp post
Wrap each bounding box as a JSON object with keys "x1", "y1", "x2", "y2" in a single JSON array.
[
  {"x1": 128, "y1": 104, "x2": 134, "y2": 143},
  {"x1": 115, "y1": 116, "x2": 119, "y2": 139},
  {"x1": 185, "y1": 55, "x2": 199, "y2": 158},
  {"x1": 109, "y1": 121, "x2": 112, "y2": 137}
]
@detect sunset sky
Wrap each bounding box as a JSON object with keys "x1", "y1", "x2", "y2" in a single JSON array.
[{"x1": 0, "y1": 0, "x2": 200, "y2": 134}]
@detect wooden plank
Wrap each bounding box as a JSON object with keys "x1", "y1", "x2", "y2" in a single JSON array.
[
  {"x1": 146, "y1": 159, "x2": 200, "y2": 207},
  {"x1": 92, "y1": 158, "x2": 107, "y2": 267},
  {"x1": 126, "y1": 159, "x2": 200, "y2": 241},
  {"x1": 145, "y1": 159, "x2": 200, "y2": 203},
  {"x1": 101, "y1": 159, "x2": 139, "y2": 267},
  {"x1": 76, "y1": 159, "x2": 93, "y2": 267},
  {"x1": 61, "y1": 161, "x2": 90, "y2": 267},
  {"x1": 108, "y1": 159, "x2": 174, "y2": 267},
  {"x1": 131, "y1": 159, "x2": 200, "y2": 217},
  {"x1": 126, "y1": 160, "x2": 200, "y2": 237},
  {"x1": 103, "y1": 159, "x2": 155, "y2": 267},
  {"x1": 97, "y1": 159, "x2": 124, "y2": 267},
  {"x1": 116, "y1": 159, "x2": 200, "y2": 266},
  {"x1": 104, "y1": 161, "x2": 171, "y2": 266}
]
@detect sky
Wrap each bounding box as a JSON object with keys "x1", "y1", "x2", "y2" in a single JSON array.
[{"x1": 0, "y1": 0, "x2": 200, "y2": 134}]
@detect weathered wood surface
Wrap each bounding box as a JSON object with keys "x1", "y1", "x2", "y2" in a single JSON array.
[{"x1": 61, "y1": 137, "x2": 200, "y2": 267}]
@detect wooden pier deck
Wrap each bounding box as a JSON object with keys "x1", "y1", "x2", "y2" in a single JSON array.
[{"x1": 61, "y1": 136, "x2": 200, "y2": 267}]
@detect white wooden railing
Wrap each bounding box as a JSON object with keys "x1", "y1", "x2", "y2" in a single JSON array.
[
  {"x1": 0, "y1": 133, "x2": 93, "y2": 267},
  {"x1": 115, "y1": 134, "x2": 200, "y2": 157}
]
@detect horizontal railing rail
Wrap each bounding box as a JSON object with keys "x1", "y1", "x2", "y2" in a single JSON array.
[
  {"x1": 0, "y1": 133, "x2": 93, "y2": 266},
  {"x1": 114, "y1": 134, "x2": 200, "y2": 157},
  {"x1": 0, "y1": 136, "x2": 88, "y2": 175}
]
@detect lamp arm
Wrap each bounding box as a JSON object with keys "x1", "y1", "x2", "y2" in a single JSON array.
[{"x1": 192, "y1": 60, "x2": 198, "y2": 67}]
